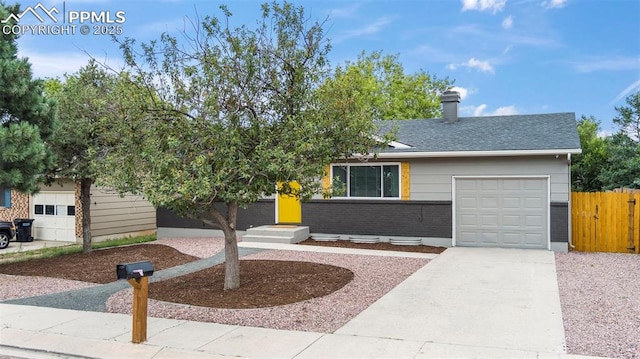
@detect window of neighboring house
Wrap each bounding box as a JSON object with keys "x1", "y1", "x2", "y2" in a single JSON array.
[
  {"x1": 331, "y1": 163, "x2": 400, "y2": 198},
  {"x1": 0, "y1": 187, "x2": 10, "y2": 208},
  {"x1": 34, "y1": 204, "x2": 75, "y2": 216}
]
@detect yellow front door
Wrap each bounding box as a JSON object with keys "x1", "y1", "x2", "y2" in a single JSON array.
[{"x1": 277, "y1": 181, "x2": 302, "y2": 224}]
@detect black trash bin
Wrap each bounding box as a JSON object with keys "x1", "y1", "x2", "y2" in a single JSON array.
[{"x1": 13, "y1": 218, "x2": 35, "y2": 242}]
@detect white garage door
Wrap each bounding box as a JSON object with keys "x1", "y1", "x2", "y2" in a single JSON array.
[
  {"x1": 455, "y1": 177, "x2": 548, "y2": 249},
  {"x1": 31, "y1": 192, "x2": 76, "y2": 242}
]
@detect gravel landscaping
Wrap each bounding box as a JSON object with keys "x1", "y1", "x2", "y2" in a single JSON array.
[
  {"x1": 1, "y1": 237, "x2": 638, "y2": 358},
  {"x1": 555, "y1": 251, "x2": 640, "y2": 359},
  {"x1": 106, "y1": 248, "x2": 429, "y2": 332}
]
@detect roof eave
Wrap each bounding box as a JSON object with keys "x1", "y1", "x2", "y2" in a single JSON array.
[{"x1": 372, "y1": 148, "x2": 582, "y2": 159}]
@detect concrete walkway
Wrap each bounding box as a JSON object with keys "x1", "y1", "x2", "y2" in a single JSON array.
[{"x1": 0, "y1": 244, "x2": 606, "y2": 358}]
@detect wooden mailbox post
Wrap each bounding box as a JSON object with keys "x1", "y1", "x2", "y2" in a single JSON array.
[{"x1": 116, "y1": 261, "x2": 154, "y2": 344}]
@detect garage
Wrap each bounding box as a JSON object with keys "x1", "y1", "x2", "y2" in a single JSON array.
[
  {"x1": 30, "y1": 192, "x2": 76, "y2": 242},
  {"x1": 454, "y1": 177, "x2": 549, "y2": 249}
]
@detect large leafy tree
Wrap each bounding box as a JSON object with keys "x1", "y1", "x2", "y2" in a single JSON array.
[
  {"x1": 0, "y1": 3, "x2": 56, "y2": 193},
  {"x1": 599, "y1": 91, "x2": 640, "y2": 189},
  {"x1": 323, "y1": 50, "x2": 453, "y2": 120},
  {"x1": 613, "y1": 91, "x2": 640, "y2": 141},
  {"x1": 46, "y1": 61, "x2": 119, "y2": 253},
  {"x1": 571, "y1": 115, "x2": 609, "y2": 191},
  {"x1": 99, "y1": 2, "x2": 382, "y2": 289},
  {"x1": 599, "y1": 134, "x2": 640, "y2": 189}
]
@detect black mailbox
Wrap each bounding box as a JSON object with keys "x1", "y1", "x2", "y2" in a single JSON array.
[{"x1": 116, "y1": 261, "x2": 154, "y2": 280}]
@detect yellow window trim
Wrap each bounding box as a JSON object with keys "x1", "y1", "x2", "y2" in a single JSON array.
[{"x1": 401, "y1": 162, "x2": 410, "y2": 200}]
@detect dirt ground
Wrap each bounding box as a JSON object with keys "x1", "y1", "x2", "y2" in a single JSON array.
[
  {"x1": 0, "y1": 240, "x2": 444, "y2": 308},
  {"x1": 298, "y1": 238, "x2": 447, "y2": 254}
]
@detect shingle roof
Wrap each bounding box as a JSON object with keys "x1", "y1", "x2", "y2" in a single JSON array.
[{"x1": 377, "y1": 112, "x2": 581, "y2": 153}]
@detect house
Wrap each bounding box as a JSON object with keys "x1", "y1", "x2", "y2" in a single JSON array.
[
  {"x1": 0, "y1": 180, "x2": 156, "y2": 243},
  {"x1": 157, "y1": 91, "x2": 582, "y2": 252}
]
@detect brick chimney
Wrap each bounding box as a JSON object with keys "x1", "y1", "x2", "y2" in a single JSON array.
[{"x1": 441, "y1": 90, "x2": 461, "y2": 123}]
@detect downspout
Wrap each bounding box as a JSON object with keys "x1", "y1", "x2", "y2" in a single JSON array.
[{"x1": 567, "y1": 153, "x2": 575, "y2": 249}]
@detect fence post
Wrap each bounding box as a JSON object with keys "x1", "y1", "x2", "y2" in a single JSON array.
[{"x1": 629, "y1": 196, "x2": 637, "y2": 253}]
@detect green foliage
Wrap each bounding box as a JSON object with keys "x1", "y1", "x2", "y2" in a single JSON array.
[
  {"x1": 322, "y1": 51, "x2": 453, "y2": 120},
  {"x1": 0, "y1": 233, "x2": 156, "y2": 264},
  {"x1": 599, "y1": 133, "x2": 640, "y2": 189},
  {"x1": 0, "y1": 3, "x2": 56, "y2": 193},
  {"x1": 0, "y1": 122, "x2": 49, "y2": 192},
  {"x1": 600, "y1": 91, "x2": 640, "y2": 189},
  {"x1": 613, "y1": 91, "x2": 640, "y2": 141},
  {"x1": 46, "y1": 60, "x2": 117, "y2": 181},
  {"x1": 571, "y1": 116, "x2": 608, "y2": 191},
  {"x1": 599, "y1": 92, "x2": 640, "y2": 190},
  {"x1": 100, "y1": 1, "x2": 382, "y2": 220},
  {"x1": 100, "y1": 2, "x2": 391, "y2": 288},
  {"x1": 573, "y1": 92, "x2": 640, "y2": 191}
]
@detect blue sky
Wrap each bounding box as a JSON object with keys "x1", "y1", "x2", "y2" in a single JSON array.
[{"x1": 8, "y1": 0, "x2": 640, "y2": 134}]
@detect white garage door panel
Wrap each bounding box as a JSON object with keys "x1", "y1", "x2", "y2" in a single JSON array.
[
  {"x1": 31, "y1": 192, "x2": 76, "y2": 242},
  {"x1": 455, "y1": 178, "x2": 548, "y2": 249}
]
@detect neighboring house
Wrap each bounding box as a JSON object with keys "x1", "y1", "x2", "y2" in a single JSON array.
[
  {"x1": 157, "y1": 91, "x2": 582, "y2": 252},
  {"x1": 0, "y1": 180, "x2": 156, "y2": 243}
]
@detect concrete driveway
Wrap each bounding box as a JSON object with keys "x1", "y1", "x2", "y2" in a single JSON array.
[
  {"x1": 328, "y1": 247, "x2": 567, "y2": 357},
  {"x1": 1, "y1": 244, "x2": 583, "y2": 358}
]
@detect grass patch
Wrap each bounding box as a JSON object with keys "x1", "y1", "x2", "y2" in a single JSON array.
[{"x1": 0, "y1": 234, "x2": 156, "y2": 264}]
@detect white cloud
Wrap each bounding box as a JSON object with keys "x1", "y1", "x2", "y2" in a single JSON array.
[
  {"x1": 461, "y1": 0, "x2": 507, "y2": 14},
  {"x1": 597, "y1": 130, "x2": 613, "y2": 138},
  {"x1": 411, "y1": 44, "x2": 459, "y2": 64},
  {"x1": 610, "y1": 79, "x2": 640, "y2": 105},
  {"x1": 328, "y1": 3, "x2": 362, "y2": 18},
  {"x1": 450, "y1": 86, "x2": 470, "y2": 100},
  {"x1": 573, "y1": 56, "x2": 640, "y2": 73},
  {"x1": 19, "y1": 50, "x2": 90, "y2": 78},
  {"x1": 18, "y1": 48, "x2": 124, "y2": 79},
  {"x1": 449, "y1": 23, "x2": 561, "y2": 49},
  {"x1": 542, "y1": 0, "x2": 567, "y2": 9},
  {"x1": 502, "y1": 15, "x2": 513, "y2": 29},
  {"x1": 334, "y1": 16, "x2": 395, "y2": 43},
  {"x1": 492, "y1": 105, "x2": 519, "y2": 115},
  {"x1": 467, "y1": 104, "x2": 518, "y2": 116},
  {"x1": 449, "y1": 58, "x2": 495, "y2": 73},
  {"x1": 472, "y1": 104, "x2": 488, "y2": 116}
]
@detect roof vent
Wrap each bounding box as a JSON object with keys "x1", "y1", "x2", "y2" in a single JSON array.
[{"x1": 441, "y1": 90, "x2": 461, "y2": 123}]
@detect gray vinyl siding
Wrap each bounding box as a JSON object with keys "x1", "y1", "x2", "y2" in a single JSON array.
[
  {"x1": 407, "y1": 156, "x2": 570, "y2": 202},
  {"x1": 89, "y1": 186, "x2": 156, "y2": 237}
]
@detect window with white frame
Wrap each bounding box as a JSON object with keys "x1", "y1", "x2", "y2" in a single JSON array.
[{"x1": 331, "y1": 163, "x2": 400, "y2": 198}]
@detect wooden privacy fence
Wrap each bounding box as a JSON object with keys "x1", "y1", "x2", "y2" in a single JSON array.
[{"x1": 572, "y1": 192, "x2": 640, "y2": 253}]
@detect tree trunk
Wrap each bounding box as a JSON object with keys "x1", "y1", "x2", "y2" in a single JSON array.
[
  {"x1": 209, "y1": 201, "x2": 240, "y2": 290},
  {"x1": 80, "y1": 178, "x2": 92, "y2": 254}
]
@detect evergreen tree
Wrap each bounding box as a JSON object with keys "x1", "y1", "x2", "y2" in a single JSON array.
[{"x1": 0, "y1": 3, "x2": 56, "y2": 193}]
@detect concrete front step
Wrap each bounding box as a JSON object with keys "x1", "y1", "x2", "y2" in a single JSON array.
[
  {"x1": 241, "y1": 235, "x2": 299, "y2": 244},
  {"x1": 242, "y1": 225, "x2": 309, "y2": 244}
]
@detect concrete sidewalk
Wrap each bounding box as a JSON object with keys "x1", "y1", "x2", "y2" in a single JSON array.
[{"x1": 0, "y1": 245, "x2": 607, "y2": 358}]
